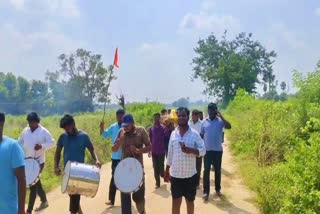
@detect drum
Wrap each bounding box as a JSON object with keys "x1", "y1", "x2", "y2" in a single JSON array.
[
  {"x1": 25, "y1": 158, "x2": 41, "y2": 187},
  {"x1": 114, "y1": 157, "x2": 143, "y2": 193},
  {"x1": 62, "y1": 161, "x2": 100, "y2": 198}
]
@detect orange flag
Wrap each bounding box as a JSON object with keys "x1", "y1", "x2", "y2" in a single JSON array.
[{"x1": 113, "y1": 48, "x2": 119, "y2": 68}]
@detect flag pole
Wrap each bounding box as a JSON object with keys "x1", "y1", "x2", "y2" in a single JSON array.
[{"x1": 102, "y1": 65, "x2": 114, "y2": 122}]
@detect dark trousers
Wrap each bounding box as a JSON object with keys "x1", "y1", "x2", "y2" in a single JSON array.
[
  {"x1": 203, "y1": 151, "x2": 223, "y2": 194},
  {"x1": 196, "y1": 157, "x2": 202, "y2": 187},
  {"x1": 109, "y1": 159, "x2": 120, "y2": 204},
  {"x1": 152, "y1": 154, "x2": 165, "y2": 187},
  {"x1": 69, "y1": 194, "x2": 80, "y2": 213},
  {"x1": 121, "y1": 181, "x2": 145, "y2": 214},
  {"x1": 27, "y1": 163, "x2": 47, "y2": 213}
]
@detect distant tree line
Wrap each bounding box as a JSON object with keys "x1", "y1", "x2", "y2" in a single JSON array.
[{"x1": 0, "y1": 49, "x2": 115, "y2": 115}]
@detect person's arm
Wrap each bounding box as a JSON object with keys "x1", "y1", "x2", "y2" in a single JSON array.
[
  {"x1": 40, "y1": 129, "x2": 55, "y2": 149},
  {"x1": 165, "y1": 134, "x2": 174, "y2": 182},
  {"x1": 217, "y1": 111, "x2": 231, "y2": 129},
  {"x1": 54, "y1": 135, "x2": 63, "y2": 175},
  {"x1": 100, "y1": 122, "x2": 112, "y2": 138},
  {"x1": 135, "y1": 128, "x2": 151, "y2": 154},
  {"x1": 85, "y1": 135, "x2": 101, "y2": 168},
  {"x1": 15, "y1": 166, "x2": 26, "y2": 214},
  {"x1": 200, "y1": 122, "x2": 205, "y2": 139},
  {"x1": 11, "y1": 143, "x2": 26, "y2": 214},
  {"x1": 112, "y1": 131, "x2": 122, "y2": 152}
]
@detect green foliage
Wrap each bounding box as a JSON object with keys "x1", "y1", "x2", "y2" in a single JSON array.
[
  {"x1": 225, "y1": 63, "x2": 320, "y2": 213},
  {"x1": 192, "y1": 31, "x2": 277, "y2": 107}
]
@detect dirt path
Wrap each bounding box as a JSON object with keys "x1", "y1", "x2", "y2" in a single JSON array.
[{"x1": 34, "y1": 141, "x2": 259, "y2": 214}]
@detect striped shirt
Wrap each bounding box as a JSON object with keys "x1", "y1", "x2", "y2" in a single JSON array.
[{"x1": 167, "y1": 127, "x2": 206, "y2": 178}]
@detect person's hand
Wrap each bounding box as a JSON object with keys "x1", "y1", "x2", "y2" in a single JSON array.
[
  {"x1": 148, "y1": 152, "x2": 152, "y2": 158},
  {"x1": 164, "y1": 169, "x2": 171, "y2": 182},
  {"x1": 100, "y1": 121, "x2": 104, "y2": 129},
  {"x1": 34, "y1": 144, "x2": 42, "y2": 150},
  {"x1": 130, "y1": 145, "x2": 140, "y2": 154},
  {"x1": 217, "y1": 111, "x2": 222, "y2": 117},
  {"x1": 96, "y1": 161, "x2": 101, "y2": 168},
  {"x1": 55, "y1": 167, "x2": 62, "y2": 176}
]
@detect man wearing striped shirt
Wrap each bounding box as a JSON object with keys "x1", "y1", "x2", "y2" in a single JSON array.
[{"x1": 165, "y1": 107, "x2": 206, "y2": 214}]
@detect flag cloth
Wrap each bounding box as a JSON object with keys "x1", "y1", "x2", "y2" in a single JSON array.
[{"x1": 113, "y1": 48, "x2": 119, "y2": 68}]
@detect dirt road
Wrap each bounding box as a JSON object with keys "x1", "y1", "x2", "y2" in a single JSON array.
[{"x1": 34, "y1": 142, "x2": 259, "y2": 214}]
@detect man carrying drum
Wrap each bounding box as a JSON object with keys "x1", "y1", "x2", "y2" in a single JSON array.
[
  {"x1": 54, "y1": 114, "x2": 101, "y2": 214},
  {"x1": 0, "y1": 112, "x2": 26, "y2": 214},
  {"x1": 18, "y1": 112, "x2": 54, "y2": 214},
  {"x1": 112, "y1": 114, "x2": 151, "y2": 214},
  {"x1": 165, "y1": 107, "x2": 206, "y2": 214},
  {"x1": 100, "y1": 108, "x2": 125, "y2": 206}
]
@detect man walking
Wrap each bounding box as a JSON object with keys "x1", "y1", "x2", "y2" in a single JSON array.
[
  {"x1": 100, "y1": 109, "x2": 125, "y2": 206},
  {"x1": 112, "y1": 114, "x2": 151, "y2": 214},
  {"x1": 19, "y1": 112, "x2": 54, "y2": 213},
  {"x1": 0, "y1": 112, "x2": 26, "y2": 214},
  {"x1": 201, "y1": 103, "x2": 231, "y2": 200},
  {"x1": 165, "y1": 107, "x2": 206, "y2": 214},
  {"x1": 149, "y1": 113, "x2": 170, "y2": 188}
]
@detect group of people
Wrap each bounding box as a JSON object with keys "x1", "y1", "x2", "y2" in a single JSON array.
[{"x1": 0, "y1": 102, "x2": 231, "y2": 214}]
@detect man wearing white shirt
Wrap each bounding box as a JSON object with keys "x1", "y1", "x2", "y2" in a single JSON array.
[
  {"x1": 188, "y1": 109, "x2": 203, "y2": 188},
  {"x1": 19, "y1": 112, "x2": 54, "y2": 214},
  {"x1": 165, "y1": 107, "x2": 206, "y2": 214}
]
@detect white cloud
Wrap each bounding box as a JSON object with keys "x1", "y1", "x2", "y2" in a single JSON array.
[
  {"x1": 270, "y1": 24, "x2": 305, "y2": 50},
  {"x1": 6, "y1": 0, "x2": 80, "y2": 18},
  {"x1": 179, "y1": 0, "x2": 240, "y2": 36},
  {"x1": 315, "y1": 7, "x2": 320, "y2": 16}
]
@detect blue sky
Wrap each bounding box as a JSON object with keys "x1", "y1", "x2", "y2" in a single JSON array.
[{"x1": 0, "y1": 0, "x2": 319, "y2": 103}]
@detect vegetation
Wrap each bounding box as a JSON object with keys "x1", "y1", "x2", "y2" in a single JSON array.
[
  {"x1": 225, "y1": 62, "x2": 320, "y2": 213},
  {"x1": 3, "y1": 102, "x2": 164, "y2": 192}
]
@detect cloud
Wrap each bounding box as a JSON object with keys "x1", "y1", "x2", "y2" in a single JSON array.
[
  {"x1": 179, "y1": 0, "x2": 240, "y2": 36},
  {"x1": 270, "y1": 24, "x2": 305, "y2": 50},
  {"x1": 5, "y1": 0, "x2": 80, "y2": 18},
  {"x1": 315, "y1": 7, "x2": 320, "y2": 16}
]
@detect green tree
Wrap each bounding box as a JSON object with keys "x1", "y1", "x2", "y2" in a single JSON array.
[
  {"x1": 192, "y1": 31, "x2": 277, "y2": 107},
  {"x1": 172, "y1": 97, "x2": 189, "y2": 107}
]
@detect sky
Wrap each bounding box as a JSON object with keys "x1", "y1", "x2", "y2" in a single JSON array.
[{"x1": 0, "y1": 0, "x2": 320, "y2": 103}]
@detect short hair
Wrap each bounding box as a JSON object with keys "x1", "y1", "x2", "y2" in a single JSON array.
[
  {"x1": 60, "y1": 114, "x2": 75, "y2": 128},
  {"x1": 153, "y1": 113, "x2": 161, "y2": 117},
  {"x1": 208, "y1": 102, "x2": 218, "y2": 110},
  {"x1": 116, "y1": 109, "x2": 125, "y2": 115},
  {"x1": 176, "y1": 107, "x2": 190, "y2": 117},
  {"x1": 161, "y1": 109, "x2": 167, "y2": 114},
  {"x1": 0, "y1": 112, "x2": 5, "y2": 122},
  {"x1": 192, "y1": 109, "x2": 199, "y2": 116},
  {"x1": 27, "y1": 112, "x2": 40, "y2": 123}
]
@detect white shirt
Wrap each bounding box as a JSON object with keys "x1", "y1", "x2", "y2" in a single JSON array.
[
  {"x1": 18, "y1": 125, "x2": 55, "y2": 164},
  {"x1": 188, "y1": 120, "x2": 202, "y2": 134},
  {"x1": 167, "y1": 127, "x2": 206, "y2": 179}
]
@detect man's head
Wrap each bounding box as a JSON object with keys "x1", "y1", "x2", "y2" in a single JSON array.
[
  {"x1": 0, "y1": 112, "x2": 5, "y2": 137},
  {"x1": 27, "y1": 112, "x2": 40, "y2": 130},
  {"x1": 198, "y1": 111, "x2": 204, "y2": 121},
  {"x1": 177, "y1": 107, "x2": 190, "y2": 127},
  {"x1": 191, "y1": 109, "x2": 199, "y2": 122},
  {"x1": 208, "y1": 103, "x2": 218, "y2": 119},
  {"x1": 60, "y1": 114, "x2": 76, "y2": 134},
  {"x1": 161, "y1": 109, "x2": 167, "y2": 116},
  {"x1": 116, "y1": 109, "x2": 125, "y2": 124},
  {"x1": 153, "y1": 113, "x2": 161, "y2": 125},
  {"x1": 168, "y1": 109, "x2": 172, "y2": 115},
  {"x1": 121, "y1": 114, "x2": 135, "y2": 133}
]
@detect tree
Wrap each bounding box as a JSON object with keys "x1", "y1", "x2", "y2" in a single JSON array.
[
  {"x1": 280, "y1": 81, "x2": 286, "y2": 92},
  {"x1": 192, "y1": 31, "x2": 277, "y2": 107},
  {"x1": 172, "y1": 98, "x2": 189, "y2": 107},
  {"x1": 47, "y1": 49, "x2": 115, "y2": 113}
]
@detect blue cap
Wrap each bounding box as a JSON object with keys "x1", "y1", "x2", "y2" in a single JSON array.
[{"x1": 121, "y1": 114, "x2": 134, "y2": 127}]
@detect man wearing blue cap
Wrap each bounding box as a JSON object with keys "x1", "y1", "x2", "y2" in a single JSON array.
[{"x1": 112, "y1": 114, "x2": 151, "y2": 214}]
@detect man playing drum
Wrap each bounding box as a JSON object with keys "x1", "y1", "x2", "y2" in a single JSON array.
[
  {"x1": 18, "y1": 112, "x2": 54, "y2": 213},
  {"x1": 165, "y1": 107, "x2": 206, "y2": 214},
  {"x1": 0, "y1": 112, "x2": 26, "y2": 214},
  {"x1": 100, "y1": 108, "x2": 125, "y2": 206},
  {"x1": 112, "y1": 114, "x2": 151, "y2": 214},
  {"x1": 54, "y1": 114, "x2": 101, "y2": 214}
]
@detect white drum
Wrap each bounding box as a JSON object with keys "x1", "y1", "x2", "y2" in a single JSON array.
[
  {"x1": 25, "y1": 158, "x2": 41, "y2": 187},
  {"x1": 114, "y1": 157, "x2": 143, "y2": 193},
  {"x1": 62, "y1": 161, "x2": 100, "y2": 198}
]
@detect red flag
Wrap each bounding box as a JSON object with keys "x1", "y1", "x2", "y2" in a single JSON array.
[{"x1": 113, "y1": 48, "x2": 119, "y2": 68}]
